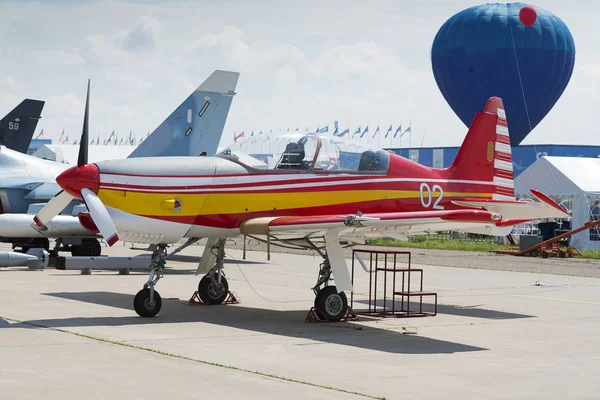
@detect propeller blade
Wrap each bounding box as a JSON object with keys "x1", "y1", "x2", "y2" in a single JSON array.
[
  {"x1": 78, "y1": 79, "x2": 90, "y2": 167},
  {"x1": 81, "y1": 188, "x2": 119, "y2": 246},
  {"x1": 32, "y1": 191, "x2": 74, "y2": 229}
]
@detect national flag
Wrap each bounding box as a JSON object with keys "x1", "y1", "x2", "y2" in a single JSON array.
[
  {"x1": 128, "y1": 130, "x2": 133, "y2": 145},
  {"x1": 58, "y1": 129, "x2": 65, "y2": 144},
  {"x1": 73, "y1": 140, "x2": 78, "y2": 145},
  {"x1": 401, "y1": 123, "x2": 411, "y2": 137},
  {"x1": 318, "y1": 125, "x2": 328, "y2": 133},
  {"x1": 234, "y1": 131, "x2": 245, "y2": 142},
  {"x1": 360, "y1": 126, "x2": 369, "y2": 139},
  {"x1": 34, "y1": 129, "x2": 44, "y2": 139},
  {"x1": 385, "y1": 124, "x2": 393, "y2": 138},
  {"x1": 250, "y1": 131, "x2": 254, "y2": 137},
  {"x1": 259, "y1": 130, "x2": 263, "y2": 135},
  {"x1": 295, "y1": 127, "x2": 299, "y2": 131},
  {"x1": 333, "y1": 121, "x2": 339, "y2": 136},
  {"x1": 372, "y1": 126, "x2": 380, "y2": 139},
  {"x1": 96, "y1": 134, "x2": 100, "y2": 145},
  {"x1": 353, "y1": 127, "x2": 361, "y2": 138},
  {"x1": 106, "y1": 130, "x2": 115, "y2": 144},
  {"x1": 64, "y1": 134, "x2": 69, "y2": 144},
  {"x1": 338, "y1": 128, "x2": 349, "y2": 137},
  {"x1": 393, "y1": 123, "x2": 403, "y2": 139},
  {"x1": 119, "y1": 138, "x2": 123, "y2": 145}
]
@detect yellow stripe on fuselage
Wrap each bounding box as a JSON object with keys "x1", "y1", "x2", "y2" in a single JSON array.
[{"x1": 97, "y1": 188, "x2": 491, "y2": 217}]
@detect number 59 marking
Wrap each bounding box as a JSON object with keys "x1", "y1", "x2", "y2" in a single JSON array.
[{"x1": 420, "y1": 183, "x2": 444, "y2": 210}]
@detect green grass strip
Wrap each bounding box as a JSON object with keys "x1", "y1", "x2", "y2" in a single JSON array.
[{"x1": 1, "y1": 316, "x2": 385, "y2": 400}]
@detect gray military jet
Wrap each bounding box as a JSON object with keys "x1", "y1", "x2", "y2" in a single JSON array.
[{"x1": 0, "y1": 70, "x2": 239, "y2": 256}]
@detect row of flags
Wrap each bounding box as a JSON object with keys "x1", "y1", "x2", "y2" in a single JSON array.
[
  {"x1": 35, "y1": 129, "x2": 151, "y2": 146},
  {"x1": 233, "y1": 121, "x2": 412, "y2": 143}
]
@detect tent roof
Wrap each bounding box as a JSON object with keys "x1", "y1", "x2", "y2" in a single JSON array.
[{"x1": 515, "y1": 156, "x2": 600, "y2": 195}]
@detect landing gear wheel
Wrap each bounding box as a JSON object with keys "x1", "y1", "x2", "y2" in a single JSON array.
[
  {"x1": 134, "y1": 288, "x2": 162, "y2": 317},
  {"x1": 541, "y1": 250, "x2": 549, "y2": 258},
  {"x1": 71, "y1": 238, "x2": 102, "y2": 256},
  {"x1": 314, "y1": 286, "x2": 348, "y2": 322},
  {"x1": 198, "y1": 275, "x2": 229, "y2": 304}
]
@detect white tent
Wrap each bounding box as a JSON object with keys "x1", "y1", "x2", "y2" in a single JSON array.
[{"x1": 515, "y1": 156, "x2": 600, "y2": 249}]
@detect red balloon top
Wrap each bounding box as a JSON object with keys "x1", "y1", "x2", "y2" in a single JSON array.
[{"x1": 519, "y1": 5, "x2": 537, "y2": 27}]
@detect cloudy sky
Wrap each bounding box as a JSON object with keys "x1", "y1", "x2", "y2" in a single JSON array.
[{"x1": 0, "y1": 0, "x2": 597, "y2": 149}]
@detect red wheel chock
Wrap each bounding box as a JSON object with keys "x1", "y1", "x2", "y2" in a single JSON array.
[
  {"x1": 304, "y1": 306, "x2": 358, "y2": 323},
  {"x1": 188, "y1": 291, "x2": 240, "y2": 305}
]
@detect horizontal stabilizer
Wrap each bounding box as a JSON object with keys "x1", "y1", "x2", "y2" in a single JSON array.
[{"x1": 452, "y1": 189, "x2": 569, "y2": 220}]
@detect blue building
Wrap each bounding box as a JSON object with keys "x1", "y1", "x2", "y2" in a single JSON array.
[{"x1": 387, "y1": 145, "x2": 600, "y2": 177}]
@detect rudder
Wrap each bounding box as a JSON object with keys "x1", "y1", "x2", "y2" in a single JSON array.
[{"x1": 448, "y1": 97, "x2": 515, "y2": 200}]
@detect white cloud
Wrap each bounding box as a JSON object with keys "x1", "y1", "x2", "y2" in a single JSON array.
[{"x1": 0, "y1": 0, "x2": 594, "y2": 148}]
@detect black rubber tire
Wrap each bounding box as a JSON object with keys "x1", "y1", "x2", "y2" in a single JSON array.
[
  {"x1": 133, "y1": 288, "x2": 162, "y2": 317},
  {"x1": 198, "y1": 275, "x2": 229, "y2": 304},
  {"x1": 71, "y1": 239, "x2": 102, "y2": 257},
  {"x1": 314, "y1": 286, "x2": 348, "y2": 322},
  {"x1": 20, "y1": 238, "x2": 49, "y2": 253},
  {"x1": 541, "y1": 250, "x2": 549, "y2": 259}
]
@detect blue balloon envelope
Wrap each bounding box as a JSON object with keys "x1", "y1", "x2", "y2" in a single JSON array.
[{"x1": 431, "y1": 3, "x2": 575, "y2": 145}]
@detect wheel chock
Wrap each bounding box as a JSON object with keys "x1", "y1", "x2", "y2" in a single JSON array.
[
  {"x1": 188, "y1": 291, "x2": 240, "y2": 305},
  {"x1": 304, "y1": 306, "x2": 359, "y2": 323}
]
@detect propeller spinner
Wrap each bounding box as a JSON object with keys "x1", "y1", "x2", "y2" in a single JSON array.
[{"x1": 32, "y1": 80, "x2": 120, "y2": 246}]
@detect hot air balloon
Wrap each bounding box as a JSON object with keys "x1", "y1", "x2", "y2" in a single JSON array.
[{"x1": 431, "y1": 3, "x2": 575, "y2": 145}]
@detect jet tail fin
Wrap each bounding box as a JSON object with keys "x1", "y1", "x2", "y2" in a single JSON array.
[
  {"x1": 448, "y1": 97, "x2": 515, "y2": 201},
  {"x1": 128, "y1": 70, "x2": 240, "y2": 158},
  {"x1": 0, "y1": 99, "x2": 44, "y2": 153}
]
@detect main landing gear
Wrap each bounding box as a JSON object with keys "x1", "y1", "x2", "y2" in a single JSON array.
[
  {"x1": 311, "y1": 257, "x2": 348, "y2": 322},
  {"x1": 133, "y1": 239, "x2": 231, "y2": 317},
  {"x1": 132, "y1": 236, "x2": 349, "y2": 322},
  {"x1": 197, "y1": 239, "x2": 229, "y2": 304}
]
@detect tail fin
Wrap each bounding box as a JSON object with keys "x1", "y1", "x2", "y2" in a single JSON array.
[
  {"x1": 0, "y1": 99, "x2": 44, "y2": 153},
  {"x1": 128, "y1": 70, "x2": 239, "y2": 158},
  {"x1": 448, "y1": 97, "x2": 514, "y2": 200}
]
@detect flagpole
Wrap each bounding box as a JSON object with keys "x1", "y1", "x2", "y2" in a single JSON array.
[{"x1": 408, "y1": 120, "x2": 412, "y2": 154}]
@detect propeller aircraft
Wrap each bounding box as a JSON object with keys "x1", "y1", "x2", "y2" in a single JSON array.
[{"x1": 34, "y1": 81, "x2": 568, "y2": 321}]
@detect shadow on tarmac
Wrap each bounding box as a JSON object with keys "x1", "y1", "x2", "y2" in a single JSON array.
[
  {"x1": 1, "y1": 291, "x2": 490, "y2": 355},
  {"x1": 354, "y1": 299, "x2": 535, "y2": 320}
]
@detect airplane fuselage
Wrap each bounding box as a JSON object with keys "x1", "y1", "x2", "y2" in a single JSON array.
[{"x1": 82, "y1": 152, "x2": 498, "y2": 244}]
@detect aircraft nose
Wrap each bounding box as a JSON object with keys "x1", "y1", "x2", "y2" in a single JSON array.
[{"x1": 56, "y1": 164, "x2": 100, "y2": 198}]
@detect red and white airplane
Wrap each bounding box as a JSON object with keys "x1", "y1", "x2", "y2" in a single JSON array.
[{"x1": 34, "y1": 82, "x2": 568, "y2": 320}]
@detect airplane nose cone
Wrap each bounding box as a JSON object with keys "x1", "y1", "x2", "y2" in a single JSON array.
[{"x1": 56, "y1": 164, "x2": 100, "y2": 198}]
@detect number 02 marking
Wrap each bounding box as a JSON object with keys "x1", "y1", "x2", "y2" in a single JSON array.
[{"x1": 419, "y1": 183, "x2": 444, "y2": 210}]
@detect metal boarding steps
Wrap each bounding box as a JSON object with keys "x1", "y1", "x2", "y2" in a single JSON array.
[{"x1": 350, "y1": 247, "x2": 437, "y2": 318}]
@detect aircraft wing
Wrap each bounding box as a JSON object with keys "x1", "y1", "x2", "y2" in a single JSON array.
[{"x1": 240, "y1": 209, "x2": 505, "y2": 242}]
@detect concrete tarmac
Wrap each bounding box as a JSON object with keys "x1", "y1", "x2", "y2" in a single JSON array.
[{"x1": 1, "y1": 244, "x2": 599, "y2": 399}]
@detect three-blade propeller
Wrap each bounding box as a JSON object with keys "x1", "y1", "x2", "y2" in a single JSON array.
[{"x1": 32, "y1": 80, "x2": 120, "y2": 246}]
